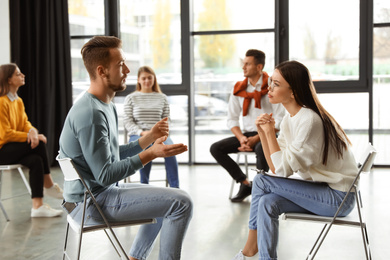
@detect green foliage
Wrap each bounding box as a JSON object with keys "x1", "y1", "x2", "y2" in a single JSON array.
[
  {"x1": 197, "y1": 0, "x2": 236, "y2": 68},
  {"x1": 151, "y1": 0, "x2": 171, "y2": 70}
]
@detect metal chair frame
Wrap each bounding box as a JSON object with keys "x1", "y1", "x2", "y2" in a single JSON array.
[
  {"x1": 57, "y1": 156, "x2": 156, "y2": 260},
  {"x1": 229, "y1": 152, "x2": 255, "y2": 199},
  {"x1": 0, "y1": 164, "x2": 32, "y2": 221},
  {"x1": 280, "y1": 143, "x2": 377, "y2": 260}
]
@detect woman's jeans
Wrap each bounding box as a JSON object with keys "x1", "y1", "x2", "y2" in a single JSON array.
[
  {"x1": 69, "y1": 183, "x2": 193, "y2": 260},
  {"x1": 129, "y1": 135, "x2": 179, "y2": 188},
  {"x1": 249, "y1": 174, "x2": 356, "y2": 260}
]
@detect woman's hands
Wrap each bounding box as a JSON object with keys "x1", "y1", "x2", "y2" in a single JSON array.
[
  {"x1": 256, "y1": 113, "x2": 275, "y2": 134},
  {"x1": 27, "y1": 129, "x2": 46, "y2": 149},
  {"x1": 27, "y1": 128, "x2": 47, "y2": 149}
]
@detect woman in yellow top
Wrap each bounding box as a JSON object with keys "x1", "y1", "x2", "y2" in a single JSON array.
[{"x1": 0, "y1": 63, "x2": 63, "y2": 218}]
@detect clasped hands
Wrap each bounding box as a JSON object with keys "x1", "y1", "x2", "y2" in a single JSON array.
[
  {"x1": 237, "y1": 135, "x2": 258, "y2": 152},
  {"x1": 256, "y1": 113, "x2": 275, "y2": 133},
  {"x1": 148, "y1": 117, "x2": 187, "y2": 158},
  {"x1": 27, "y1": 128, "x2": 47, "y2": 149}
]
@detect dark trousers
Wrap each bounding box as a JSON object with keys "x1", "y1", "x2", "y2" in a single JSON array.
[
  {"x1": 0, "y1": 142, "x2": 50, "y2": 198},
  {"x1": 210, "y1": 132, "x2": 269, "y2": 183}
]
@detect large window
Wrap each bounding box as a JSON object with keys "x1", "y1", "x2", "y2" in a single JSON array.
[
  {"x1": 192, "y1": 0, "x2": 275, "y2": 163},
  {"x1": 289, "y1": 0, "x2": 360, "y2": 82},
  {"x1": 68, "y1": 0, "x2": 389, "y2": 166},
  {"x1": 68, "y1": 0, "x2": 105, "y2": 102},
  {"x1": 119, "y1": 0, "x2": 182, "y2": 85},
  {"x1": 373, "y1": 0, "x2": 390, "y2": 165}
]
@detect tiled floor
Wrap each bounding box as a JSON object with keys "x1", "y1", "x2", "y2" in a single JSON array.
[{"x1": 0, "y1": 165, "x2": 389, "y2": 260}]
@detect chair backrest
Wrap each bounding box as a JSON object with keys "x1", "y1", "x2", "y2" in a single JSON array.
[
  {"x1": 56, "y1": 155, "x2": 80, "y2": 181},
  {"x1": 357, "y1": 143, "x2": 377, "y2": 174}
]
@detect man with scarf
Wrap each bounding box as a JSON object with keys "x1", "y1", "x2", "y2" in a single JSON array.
[{"x1": 210, "y1": 49, "x2": 285, "y2": 202}]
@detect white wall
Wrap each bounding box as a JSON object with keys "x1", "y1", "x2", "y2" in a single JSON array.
[{"x1": 0, "y1": 0, "x2": 10, "y2": 64}]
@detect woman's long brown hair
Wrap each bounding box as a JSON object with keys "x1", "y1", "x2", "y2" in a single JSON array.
[
  {"x1": 136, "y1": 66, "x2": 162, "y2": 93},
  {"x1": 276, "y1": 60, "x2": 351, "y2": 165},
  {"x1": 0, "y1": 63, "x2": 17, "y2": 96}
]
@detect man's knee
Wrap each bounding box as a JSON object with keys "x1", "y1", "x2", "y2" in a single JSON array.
[
  {"x1": 254, "y1": 143, "x2": 265, "y2": 156},
  {"x1": 174, "y1": 190, "x2": 193, "y2": 217},
  {"x1": 210, "y1": 142, "x2": 221, "y2": 157}
]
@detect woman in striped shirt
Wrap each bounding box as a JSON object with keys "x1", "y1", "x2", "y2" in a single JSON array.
[{"x1": 123, "y1": 66, "x2": 179, "y2": 188}]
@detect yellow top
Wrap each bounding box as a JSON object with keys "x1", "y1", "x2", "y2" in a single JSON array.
[{"x1": 0, "y1": 95, "x2": 35, "y2": 149}]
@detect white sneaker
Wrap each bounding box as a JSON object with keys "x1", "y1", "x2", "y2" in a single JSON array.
[
  {"x1": 231, "y1": 250, "x2": 246, "y2": 260},
  {"x1": 31, "y1": 204, "x2": 63, "y2": 218},
  {"x1": 44, "y1": 183, "x2": 63, "y2": 199}
]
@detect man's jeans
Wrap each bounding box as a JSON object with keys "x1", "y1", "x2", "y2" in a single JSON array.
[{"x1": 69, "y1": 183, "x2": 193, "y2": 260}]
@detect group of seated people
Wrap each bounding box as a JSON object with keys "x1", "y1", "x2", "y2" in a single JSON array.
[{"x1": 0, "y1": 37, "x2": 359, "y2": 260}]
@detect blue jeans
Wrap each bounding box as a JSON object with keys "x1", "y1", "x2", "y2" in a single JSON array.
[
  {"x1": 249, "y1": 174, "x2": 355, "y2": 260},
  {"x1": 129, "y1": 135, "x2": 179, "y2": 188},
  {"x1": 69, "y1": 183, "x2": 193, "y2": 260}
]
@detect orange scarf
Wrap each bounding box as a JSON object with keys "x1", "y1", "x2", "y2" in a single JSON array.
[{"x1": 233, "y1": 72, "x2": 269, "y2": 116}]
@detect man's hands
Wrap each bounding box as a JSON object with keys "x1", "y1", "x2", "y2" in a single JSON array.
[
  {"x1": 149, "y1": 117, "x2": 169, "y2": 139},
  {"x1": 149, "y1": 136, "x2": 187, "y2": 158},
  {"x1": 138, "y1": 118, "x2": 170, "y2": 149},
  {"x1": 237, "y1": 135, "x2": 252, "y2": 152},
  {"x1": 138, "y1": 118, "x2": 188, "y2": 165},
  {"x1": 138, "y1": 136, "x2": 188, "y2": 166}
]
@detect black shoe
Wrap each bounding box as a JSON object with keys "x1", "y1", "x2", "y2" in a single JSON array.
[{"x1": 231, "y1": 182, "x2": 252, "y2": 202}]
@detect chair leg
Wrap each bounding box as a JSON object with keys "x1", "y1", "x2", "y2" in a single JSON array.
[
  {"x1": 63, "y1": 223, "x2": 70, "y2": 260},
  {"x1": 244, "y1": 154, "x2": 249, "y2": 177},
  {"x1": 0, "y1": 201, "x2": 10, "y2": 221},
  {"x1": 17, "y1": 167, "x2": 32, "y2": 195},
  {"x1": 229, "y1": 179, "x2": 235, "y2": 199},
  {"x1": 103, "y1": 229, "x2": 122, "y2": 258},
  {"x1": 306, "y1": 224, "x2": 328, "y2": 260},
  {"x1": 355, "y1": 192, "x2": 372, "y2": 260},
  {"x1": 0, "y1": 170, "x2": 10, "y2": 221},
  {"x1": 229, "y1": 154, "x2": 241, "y2": 198}
]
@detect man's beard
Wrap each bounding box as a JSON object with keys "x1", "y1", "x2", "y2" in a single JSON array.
[{"x1": 107, "y1": 76, "x2": 126, "y2": 93}]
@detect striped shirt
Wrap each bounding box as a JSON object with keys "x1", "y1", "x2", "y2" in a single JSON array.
[{"x1": 123, "y1": 91, "x2": 170, "y2": 136}]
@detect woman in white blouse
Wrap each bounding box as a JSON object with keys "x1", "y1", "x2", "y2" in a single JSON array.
[
  {"x1": 232, "y1": 61, "x2": 358, "y2": 260},
  {"x1": 123, "y1": 66, "x2": 179, "y2": 188}
]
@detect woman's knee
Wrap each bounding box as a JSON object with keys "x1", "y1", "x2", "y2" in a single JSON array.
[
  {"x1": 258, "y1": 195, "x2": 281, "y2": 218},
  {"x1": 20, "y1": 154, "x2": 44, "y2": 172},
  {"x1": 253, "y1": 173, "x2": 267, "y2": 187}
]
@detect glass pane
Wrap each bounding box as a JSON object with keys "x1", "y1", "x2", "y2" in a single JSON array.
[
  {"x1": 115, "y1": 95, "x2": 189, "y2": 163},
  {"x1": 289, "y1": 0, "x2": 359, "y2": 81},
  {"x1": 119, "y1": 0, "x2": 182, "y2": 85},
  {"x1": 374, "y1": 0, "x2": 390, "y2": 23},
  {"x1": 70, "y1": 39, "x2": 91, "y2": 103},
  {"x1": 193, "y1": 33, "x2": 274, "y2": 163},
  {"x1": 193, "y1": 0, "x2": 275, "y2": 31},
  {"x1": 318, "y1": 93, "x2": 369, "y2": 157},
  {"x1": 68, "y1": 0, "x2": 105, "y2": 35},
  {"x1": 373, "y1": 27, "x2": 390, "y2": 164}
]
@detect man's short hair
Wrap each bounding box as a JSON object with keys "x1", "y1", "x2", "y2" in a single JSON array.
[
  {"x1": 81, "y1": 36, "x2": 122, "y2": 80},
  {"x1": 245, "y1": 49, "x2": 266, "y2": 67}
]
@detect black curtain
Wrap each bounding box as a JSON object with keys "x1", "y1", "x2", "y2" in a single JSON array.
[{"x1": 9, "y1": 0, "x2": 72, "y2": 165}]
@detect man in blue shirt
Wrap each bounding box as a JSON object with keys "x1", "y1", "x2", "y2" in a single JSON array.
[{"x1": 59, "y1": 36, "x2": 192, "y2": 260}]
